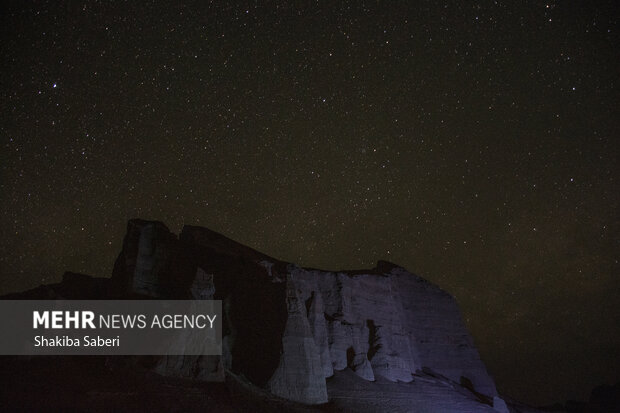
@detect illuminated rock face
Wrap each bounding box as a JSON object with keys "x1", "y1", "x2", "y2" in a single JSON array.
[
  {"x1": 111, "y1": 219, "x2": 505, "y2": 410},
  {"x1": 279, "y1": 264, "x2": 499, "y2": 403}
]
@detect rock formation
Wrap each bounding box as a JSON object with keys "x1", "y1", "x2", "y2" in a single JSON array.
[
  {"x1": 107, "y1": 219, "x2": 508, "y2": 411},
  {"x1": 3, "y1": 218, "x2": 515, "y2": 412}
]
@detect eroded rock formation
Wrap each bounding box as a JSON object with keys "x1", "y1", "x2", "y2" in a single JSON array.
[
  {"x1": 107, "y1": 219, "x2": 507, "y2": 411},
  {"x1": 1, "y1": 219, "x2": 515, "y2": 411}
]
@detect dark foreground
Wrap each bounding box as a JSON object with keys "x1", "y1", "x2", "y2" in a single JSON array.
[{"x1": 0, "y1": 355, "x2": 332, "y2": 412}]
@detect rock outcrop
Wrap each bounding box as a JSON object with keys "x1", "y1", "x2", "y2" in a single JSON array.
[
  {"x1": 3, "y1": 218, "x2": 511, "y2": 412},
  {"x1": 107, "y1": 219, "x2": 507, "y2": 411}
]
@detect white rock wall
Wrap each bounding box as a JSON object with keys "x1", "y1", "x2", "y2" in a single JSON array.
[{"x1": 268, "y1": 264, "x2": 499, "y2": 402}]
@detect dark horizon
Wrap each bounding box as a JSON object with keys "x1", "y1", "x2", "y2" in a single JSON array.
[{"x1": 1, "y1": 1, "x2": 618, "y2": 407}]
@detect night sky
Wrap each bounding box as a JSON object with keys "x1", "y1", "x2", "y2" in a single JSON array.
[{"x1": 1, "y1": 1, "x2": 618, "y2": 406}]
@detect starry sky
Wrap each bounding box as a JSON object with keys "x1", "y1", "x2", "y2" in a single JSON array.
[{"x1": 1, "y1": 0, "x2": 619, "y2": 406}]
